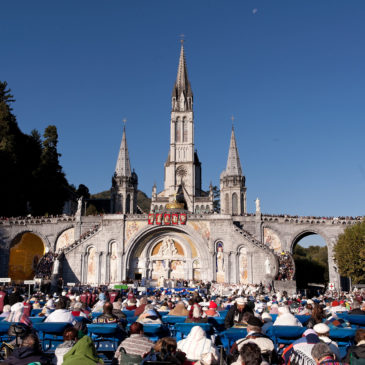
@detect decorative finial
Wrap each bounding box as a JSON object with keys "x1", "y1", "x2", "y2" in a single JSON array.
[
  {"x1": 123, "y1": 118, "x2": 127, "y2": 126},
  {"x1": 179, "y1": 34, "x2": 185, "y2": 45},
  {"x1": 231, "y1": 115, "x2": 235, "y2": 128}
]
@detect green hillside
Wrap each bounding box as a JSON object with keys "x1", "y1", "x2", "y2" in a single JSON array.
[{"x1": 91, "y1": 190, "x2": 151, "y2": 213}]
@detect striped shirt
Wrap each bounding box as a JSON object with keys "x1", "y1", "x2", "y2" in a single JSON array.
[{"x1": 115, "y1": 334, "x2": 154, "y2": 358}]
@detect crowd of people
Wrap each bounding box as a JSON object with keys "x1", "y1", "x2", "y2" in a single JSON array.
[
  {"x1": 276, "y1": 252, "x2": 295, "y2": 281},
  {"x1": 34, "y1": 253, "x2": 58, "y2": 279},
  {"x1": 0, "y1": 283, "x2": 364, "y2": 364}
]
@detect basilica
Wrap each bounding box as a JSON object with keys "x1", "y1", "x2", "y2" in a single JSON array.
[{"x1": 1, "y1": 44, "x2": 355, "y2": 290}]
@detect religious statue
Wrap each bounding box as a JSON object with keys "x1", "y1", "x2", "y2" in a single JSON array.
[
  {"x1": 76, "y1": 196, "x2": 83, "y2": 216},
  {"x1": 159, "y1": 237, "x2": 178, "y2": 256},
  {"x1": 265, "y1": 257, "x2": 271, "y2": 275},
  {"x1": 255, "y1": 197, "x2": 261, "y2": 213},
  {"x1": 217, "y1": 244, "x2": 224, "y2": 272},
  {"x1": 52, "y1": 257, "x2": 60, "y2": 275}
]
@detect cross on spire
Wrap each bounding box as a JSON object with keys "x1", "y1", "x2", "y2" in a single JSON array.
[
  {"x1": 179, "y1": 34, "x2": 185, "y2": 44},
  {"x1": 123, "y1": 118, "x2": 127, "y2": 126}
]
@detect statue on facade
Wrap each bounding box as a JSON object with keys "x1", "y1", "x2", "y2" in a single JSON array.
[
  {"x1": 265, "y1": 257, "x2": 271, "y2": 275},
  {"x1": 159, "y1": 237, "x2": 178, "y2": 256},
  {"x1": 255, "y1": 197, "x2": 261, "y2": 213},
  {"x1": 76, "y1": 196, "x2": 83, "y2": 216}
]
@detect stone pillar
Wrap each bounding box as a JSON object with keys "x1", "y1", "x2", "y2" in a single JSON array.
[
  {"x1": 80, "y1": 253, "x2": 85, "y2": 284},
  {"x1": 224, "y1": 252, "x2": 230, "y2": 283}
]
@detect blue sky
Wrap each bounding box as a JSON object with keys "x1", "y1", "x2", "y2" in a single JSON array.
[{"x1": 1, "y1": 0, "x2": 365, "y2": 219}]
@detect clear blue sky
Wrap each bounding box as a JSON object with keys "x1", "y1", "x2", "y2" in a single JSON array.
[{"x1": 2, "y1": 0, "x2": 365, "y2": 218}]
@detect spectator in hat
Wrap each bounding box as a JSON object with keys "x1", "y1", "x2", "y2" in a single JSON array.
[
  {"x1": 205, "y1": 301, "x2": 220, "y2": 317},
  {"x1": 169, "y1": 301, "x2": 189, "y2": 316},
  {"x1": 313, "y1": 323, "x2": 340, "y2": 360},
  {"x1": 225, "y1": 297, "x2": 253, "y2": 329},
  {"x1": 137, "y1": 305, "x2": 162, "y2": 324},
  {"x1": 230, "y1": 316, "x2": 275, "y2": 364},
  {"x1": 311, "y1": 342, "x2": 340, "y2": 365},
  {"x1": 0, "y1": 304, "x2": 11, "y2": 318},
  {"x1": 92, "y1": 293, "x2": 107, "y2": 313}
]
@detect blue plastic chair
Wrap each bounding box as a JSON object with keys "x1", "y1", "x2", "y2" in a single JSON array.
[
  {"x1": 29, "y1": 316, "x2": 45, "y2": 324},
  {"x1": 141, "y1": 323, "x2": 166, "y2": 342},
  {"x1": 162, "y1": 315, "x2": 187, "y2": 324},
  {"x1": 31, "y1": 309, "x2": 42, "y2": 317},
  {"x1": 329, "y1": 328, "x2": 356, "y2": 359},
  {"x1": 295, "y1": 315, "x2": 311, "y2": 324},
  {"x1": 220, "y1": 327, "x2": 247, "y2": 351},
  {"x1": 33, "y1": 322, "x2": 71, "y2": 352},
  {"x1": 266, "y1": 326, "x2": 306, "y2": 350},
  {"x1": 346, "y1": 315, "x2": 365, "y2": 327},
  {"x1": 208, "y1": 317, "x2": 225, "y2": 332},
  {"x1": 218, "y1": 310, "x2": 228, "y2": 318},
  {"x1": 127, "y1": 315, "x2": 138, "y2": 324},
  {"x1": 0, "y1": 321, "x2": 15, "y2": 342},
  {"x1": 87, "y1": 323, "x2": 121, "y2": 352},
  {"x1": 158, "y1": 311, "x2": 169, "y2": 317},
  {"x1": 122, "y1": 310, "x2": 136, "y2": 317},
  {"x1": 174, "y1": 323, "x2": 212, "y2": 341}
]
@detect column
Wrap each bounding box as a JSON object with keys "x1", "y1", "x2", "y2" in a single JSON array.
[{"x1": 224, "y1": 252, "x2": 230, "y2": 283}]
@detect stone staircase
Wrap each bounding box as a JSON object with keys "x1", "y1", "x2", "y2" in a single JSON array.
[{"x1": 62, "y1": 224, "x2": 102, "y2": 254}]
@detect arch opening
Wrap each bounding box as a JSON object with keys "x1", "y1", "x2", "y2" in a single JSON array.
[
  {"x1": 8, "y1": 232, "x2": 45, "y2": 281},
  {"x1": 292, "y1": 232, "x2": 328, "y2": 291}
]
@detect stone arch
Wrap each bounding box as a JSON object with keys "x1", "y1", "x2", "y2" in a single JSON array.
[
  {"x1": 124, "y1": 225, "x2": 210, "y2": 281},
  {"x1": 54, "y1": 226, "x2": 75, "y2": 251},
  {"x1": 8, "y1": 232, "x2": 46, "y2": 281}
]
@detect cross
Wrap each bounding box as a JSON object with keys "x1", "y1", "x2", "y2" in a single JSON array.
[
  {"x1": 231, "y1": 115, "x2": 235, "y2": 127},
  {"x1": 179, "y1": 34, "x2": 185, "y2": 44},
  {"x1": 123, "y1": 118, "x2": 127, "y2": 126}
]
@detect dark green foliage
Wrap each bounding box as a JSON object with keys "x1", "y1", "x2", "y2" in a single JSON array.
[
  {"x1": 91, "y1": 190, "x2": 111, "y2": 199},
  {"x1": 0, "y1": 81, "x2": 72, "y2": 217},
  {"x1": 137, "y1": 190, "x2": 151, "y2": 213},
  {"x1": 293, "y1": 243, "x2": 329, "y2": 289},
  {"x1": 76, "y1": 184, "x2": 90, "y2": 200},
  {"x1": 212, "y1": 185, "x2": 220, "y2": 212},
  {"x1": 334, "y1": 219, "x2": 365, "y2": 284}
]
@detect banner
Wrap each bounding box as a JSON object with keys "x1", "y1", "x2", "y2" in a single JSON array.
[
  {"x1": 156, "y1": 214, "x2": 163, "y2": 225},
  {"x1": 164, "y1": 213, "x2": 171, "y2": 225},
  {"x1": 148, "y1": 213, "x2": 154, "y2": 225},
  {"x1": 180, "y1": 213, "x2": 187, "y2": 225},
  {"x1": 172, "y1": 213, "x2": 179, "y2": 225}
]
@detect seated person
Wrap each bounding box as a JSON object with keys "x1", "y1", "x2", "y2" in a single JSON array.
[
  {"x1": 45, "y1": 297, "x2": 74, "y2": 323},
  {"x1": 185, "y1": 298, "x2": 208, "y2": 323},
  {"x1": 231, "y1": 342, "x2": 263, "y2": 365},
  {"x1": 114, "y1": 322, "x2": 154, "y2": 363},
  {"x1": 137, "y1": 305, "x2": 162, "y2": 324},
  {"x1": 273, "y1": 306, "x2": 303, "y2": 327},
  {"x1": 92, "y1": 302, "x2": 119, "y2": 323},
  {"x1": 205, "y1": 301, "x2": 220, "y2": 317},
  {"x1": 142, "y1": 337, "x2": 186, "y2": 365},
  {"x1": 62, "y1": 335, "x2": 103, "y2": 364},
  {"x1": 313, "y1": 323, "x2": 340, "y2": 360},
  {"x1": 177, "y1": 325, "x2": 218, "y2": 361},
  {"x1": 169, "y1": 301, "x2": 189, "y2": 316},
  {"x1": 54, "y1": 327, "x2": 79, "y2": 365},
  {"x1": 225, "y1": 297, "x2": 253, "y2": 328},
  {"x1": 311, "y1": 342, "x2": 340, "y2": 365},
  {"x1": 3, "y1": 333, "x2": 51, "y2": 365},
  {"x1": 344, "y1": 328, "x2": 365, "y2": 363},
  {"x1": 230, "y1": 316, "x2": 276, "y2": 364}
]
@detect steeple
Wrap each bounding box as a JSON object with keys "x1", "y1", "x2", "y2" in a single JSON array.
[
  {"x1": 172, "y1": 42, "x2": 193, "y2": 111},
  {"x1": 225, "y1": 126, "x2": 243, "y2": 176},
  {"x1": 115, "y1": 126, "x2": 132, "y2": 177}
]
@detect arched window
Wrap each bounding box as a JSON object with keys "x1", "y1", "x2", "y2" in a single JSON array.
[
  {"x1": 232, "y1": 193, "x2": 238, "y2": 215},
  {"x1": 126, "y1": 194, "x2": 130, "y2": 214},
  {"x1": 224, "y1": 193, "x2": 229, "y2": 213},
  {"x1": 183, "y1": 118, "x2": 188, "y2": 142},
  {"x1": 175, "y1": 118, "x2": 181, "y2": 142}
]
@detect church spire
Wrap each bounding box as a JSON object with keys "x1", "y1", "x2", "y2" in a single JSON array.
[
  {"x1": 225, "y1": 126, "x2": 243, "y2": 176},
  {"x1": 115, "y1": 125, "x2": 132, "y2": 177},
  {"x1": 172, "y1": 42, "x2": 193, "y2": 111}
]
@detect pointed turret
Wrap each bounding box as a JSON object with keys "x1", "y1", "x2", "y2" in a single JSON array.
[
  {"x1": 225, "y1": 126, "x2": 243, "y2": 176},
  {"x1": 111, "y1": 124, "x2": 138, "y2": 214},
  {"x1": 220, "y1": 126, "x2": 246, "y2": 215},
  {"x1": 115, "y1": 126, "x2": 132, "y2": 177}
]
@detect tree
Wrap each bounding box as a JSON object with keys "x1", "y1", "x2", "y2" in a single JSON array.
[
  {"x1": 212, "y1": 185, "x2": 220, "y2": 212},
  {"x1": 76, "y1": 184, "x2": 90, "y2": 200},
  {"x1": 30, "y1": 125, "x2": 69, "y2": 215},
  {"x1": 334, "y1": 219, "x2": 365, "y2": 284}
]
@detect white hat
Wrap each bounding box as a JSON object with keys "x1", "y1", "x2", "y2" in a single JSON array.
[
  {"x1": 313, "y1": 323, "x2": 330, "y2": 334},
  {"x1": 236, "y1": 297, "x2": 247, "y2": 305},
  {"x1": 307, "y1": 299, "x2": 314, "y2": 305}
]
